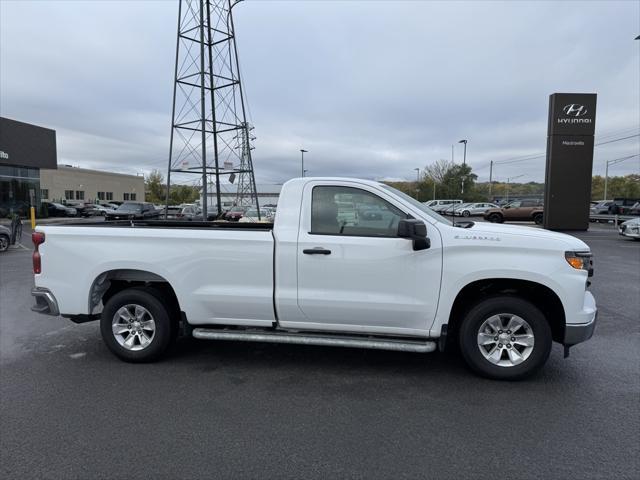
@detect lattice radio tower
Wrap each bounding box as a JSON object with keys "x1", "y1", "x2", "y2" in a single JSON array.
[
  {"x1": 235, "y1": 122, "x2": 257, "y2": 206},
  {"x1": 165, "y1": 0, "x2": 259, "y2": 219}
]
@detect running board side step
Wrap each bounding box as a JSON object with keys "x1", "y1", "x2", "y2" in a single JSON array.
[{"x1": 192, "y1": 329, "x2": 437, "y2": 353}]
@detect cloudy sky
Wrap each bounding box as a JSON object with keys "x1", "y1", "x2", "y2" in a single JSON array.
[{"x1": 1, "y1": 0, "x2": 639, "y2": 186}]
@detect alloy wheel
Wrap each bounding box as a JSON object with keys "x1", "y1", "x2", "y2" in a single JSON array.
[
  {"x1": 477, "y1": 314, "x2": 535, "y2": 367},
  {"x1": 112, "y1": 304, "x2": 156, "y2": 351}
]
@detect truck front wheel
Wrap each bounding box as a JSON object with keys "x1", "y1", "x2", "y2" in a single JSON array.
[
  {"x1": 458, "y1": 296, "x2": 552, "y2": 380},
  {"x1": 100, "y1": 288, "x2": 174, "y2": 362}
]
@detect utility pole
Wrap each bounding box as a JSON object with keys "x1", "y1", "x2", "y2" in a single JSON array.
[
  {"x1": 300, "y1": 149, "x2": 308, "y2": 177},
  {"x1": 414, "y1": 168, "x2": 420, "y2": 199}
]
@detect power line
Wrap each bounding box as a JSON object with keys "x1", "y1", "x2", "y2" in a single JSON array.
[
  {"x1": 474, "y1": 132, "x2": 639, "y2": 171},
  {"x1": 594, "y1": 134, "x2": 639, "y2": 146}
]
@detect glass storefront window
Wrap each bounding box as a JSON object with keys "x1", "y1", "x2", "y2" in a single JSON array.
[{"x1": 0, "y1": 176, "x2": 41, "y2": 217}]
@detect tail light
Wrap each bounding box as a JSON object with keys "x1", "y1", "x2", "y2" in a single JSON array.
[{"x1": 32, "y1": 231, "x2": 45, "y2": 274}]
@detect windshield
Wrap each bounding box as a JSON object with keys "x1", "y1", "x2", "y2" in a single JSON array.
[
  {"x1": 116, "y1": 203, "x2": 142, "y2": 212},
  {"x1": 381, "y1": 184, "x2": 452, "y2": 225}
]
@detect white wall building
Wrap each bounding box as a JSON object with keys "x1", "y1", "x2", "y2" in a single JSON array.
[
  {"x1": 202, "y1": 183, "x2": 282, "y2": 210},
  {"x1": 40, "y1": 165, "x2": 145, "y2": 204}
]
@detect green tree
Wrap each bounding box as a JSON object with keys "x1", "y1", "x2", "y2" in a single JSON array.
[
  {"x1": 145, "y1": 169, "x2": 165, "y2": 204},
  {"x1": 169, "y1": 185, "x2": 200, "y2": 205}
]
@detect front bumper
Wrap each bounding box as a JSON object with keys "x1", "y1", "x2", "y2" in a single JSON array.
[
  {"x1": 31, "y1": 287, "x2": 60, "y2": 316},
  {"x1": 564, "y1": 313, "x2": 597, "y2": 345},
  {"x1": 619, "y1": 226, "x2": 640, "y2": 238},
  {"x1": 564, "y1": 291, "x2": 597, "y2": 346}
]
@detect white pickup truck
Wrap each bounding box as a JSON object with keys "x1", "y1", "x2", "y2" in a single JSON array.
[{"x1": 31, "y1": 178, "x2": 597, "y2": 379}]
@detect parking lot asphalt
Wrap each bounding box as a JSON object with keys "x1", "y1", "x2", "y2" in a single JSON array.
[{"x1": 1, "y1": 223, "x2": 638, "y2": 479}]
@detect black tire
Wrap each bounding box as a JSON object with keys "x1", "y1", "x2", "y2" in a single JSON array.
[
  {"x1": 488, "y1": 213, "x2": 503, "y2": 223},
  {"x1": 0, "y1": 234, "x2": 10, "y2": 252},
  {"x1": 458, "y1": 296, "x2": 552, "y2": 380},
  {"x1": 462, "y1": 210, "x2": 470, "y2": 217},
  {"x1": 533, "y1": 213, "x2": 543, "y2": 225},
  {"x1": 100, "y1": 287, "x2": 175, "y2": 362}
]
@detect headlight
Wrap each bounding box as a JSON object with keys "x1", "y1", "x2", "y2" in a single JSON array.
[{"x1": 565, "y1": 251, "x2": 593, "y2": 277}]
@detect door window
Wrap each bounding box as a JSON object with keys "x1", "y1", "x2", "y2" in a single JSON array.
[{"x1": 311, "y1": 186, "x2": 407, "y2": 237}]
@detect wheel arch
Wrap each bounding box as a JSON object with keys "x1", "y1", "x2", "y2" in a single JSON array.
[
  {"x1": 88, "y1": 269, "x2": 182, "y2": 319},
  {"x1": 446, "y1": 278, "x2": 566, "y2": 344}
]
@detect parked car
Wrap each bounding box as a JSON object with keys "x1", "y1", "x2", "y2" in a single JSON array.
[
  {"x1": 484, "y1": 200, "x2": 544, "y2": 224},
  {"x1": 224, "y1": 206, "x2": 246, "y2": 221},
  {"x1": 454, "y1": 202, "x2": 500, "y2": 217},
  {"x1": 239, "y1": 208, "x2": 274, "y2": 223},
  {"x1": 105, "y1": 202, "x2": 160, "y2": 221},
  {"x1": 92, "y1": 204, "x2": 117, "y2": 216},
  {"x1": 611, "y1": 198, "x2": 640, "y2": 215},
  {"x1": 31, "y1": 176, "x2": 597, "y2": 380},
  {"x1": 43, "y1": 202, "x2": 77, "y2": 217},
  {"x1": 590, "y1": 200, "x2": 614, "y2": 216},
  {"x1": 176, "y1": 205, "x2": 201, "y2": 220},
  {"x1": 619, "y1": 217, "x2": 640, "y2": 240},
  {"x1": 423, "y1": 199, "x2": 463, "y2": 213},
  {"x1": 0, "y1": 224, "x2": 11, "y2": 252},
  {"x1": 76, "y1": 204, "x2": 106, "y2": 217},
  {"x1": 627, "y1": 202, "x2": 640, "y2": 216},
  {"x1": 357, "y1": 204, "x2": 384, "y2": 220},
  {"x1": 160, "y1": 206, "x2": 183, "y2": 219}
]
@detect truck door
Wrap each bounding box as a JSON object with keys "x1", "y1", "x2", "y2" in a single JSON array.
[{"x1": 285, "y1": 181, "x2": 441, "y2": 336}]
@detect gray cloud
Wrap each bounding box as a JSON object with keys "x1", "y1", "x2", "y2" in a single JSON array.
[{"x1": 1, "y1": 0, "x2": 638, "y2": 187}]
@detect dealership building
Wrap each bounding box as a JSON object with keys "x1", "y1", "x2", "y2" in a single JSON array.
[
  {"x1": 1, "y1": 116, "x2": 145, "y2": 215},
  {"x1": 0, "y1": 117, "x2": 57, "y2": 216}
]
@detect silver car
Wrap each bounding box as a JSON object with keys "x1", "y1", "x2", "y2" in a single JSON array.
[
  {"x1": 619, "y1": 217, "x2": 640, "y2": 240},
  {"x1": 454, "y1": 202, "x2": 500, "y2": 217}
]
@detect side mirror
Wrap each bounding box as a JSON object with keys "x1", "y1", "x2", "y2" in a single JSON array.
[
  {"x1": 504, "y1": 205, "x2": 510, "y2": 209},
  {"x1": 398, "y1": 219, "x2": 430, "y2": 251}
]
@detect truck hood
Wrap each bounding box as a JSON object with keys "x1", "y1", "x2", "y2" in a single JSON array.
[{"x1": 464, "y1": 222, "x2": 589, "y2": 251}]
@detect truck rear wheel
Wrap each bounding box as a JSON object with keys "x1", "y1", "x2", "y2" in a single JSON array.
[
  {"x1": 100, "y1": 287, "x2": 174, "y2": 362},
  {"x1": 458, "y1": 296, "x2": 552, "y2": 380}
]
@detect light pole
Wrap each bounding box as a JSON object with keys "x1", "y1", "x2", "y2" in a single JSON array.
[
  {"x1": 505, "y1": 174, "x2": 524, "y2": 203},
  {"x1": 604, "y1": 154, "x2": 639, "y2": 199},
  {"x1": 458, "y1": 139, "x2": 468, "y2": 195},
  {"x1": 414, "y1": 168, "x2": 420, "y2": 199},
  {"x1": 458, "y1": 139, "x2": 467, "y2": 166},
  {"x1": 300, "y1": 149, "x2": 308, "y2": 177},
  {"x1": 488, "y1": 160, "x2": 494, "y2": 200}
]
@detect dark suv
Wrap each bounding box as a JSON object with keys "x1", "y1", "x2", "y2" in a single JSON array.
[{"x1": 105, "y1": 202, "x2": 160, "y2": 221}]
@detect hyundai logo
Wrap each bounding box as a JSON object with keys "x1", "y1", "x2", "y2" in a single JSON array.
[{"x1": 563, "y1": 104, "x2": 588, "y2": 117}]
